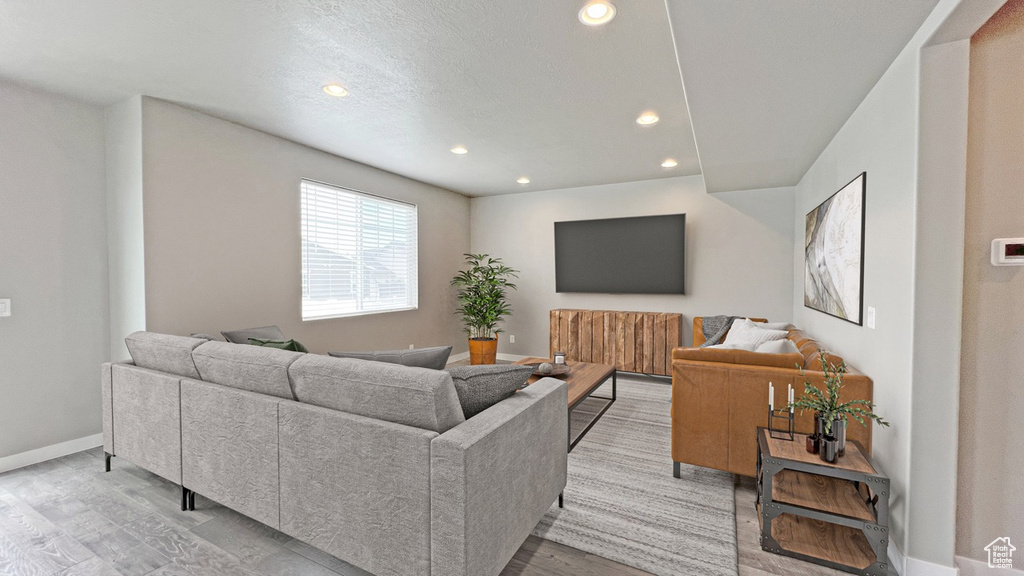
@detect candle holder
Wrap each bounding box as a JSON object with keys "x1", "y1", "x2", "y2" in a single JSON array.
[{"x1": 768, "y1": 407, "x2": 794, "y2": 441}]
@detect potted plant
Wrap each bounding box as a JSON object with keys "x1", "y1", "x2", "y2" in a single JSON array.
[
  {"x1": 789, "y1": 351, "x2": 889, "y2": 462},
  {"x1": 450, "y1": 253, "x2": 519, "y2": 365}
]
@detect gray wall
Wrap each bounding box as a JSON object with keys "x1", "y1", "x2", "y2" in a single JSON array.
[
  {"x1": 469, "y1": 176, "x2": 795, "y2": 356},
  {"x1": 791, "y1": 0, "x2": 990, "y2": 568},
  {"x1": 105, "y1": 96, "x2": 146, "y2": 362},
  {"x1": 138, "y1": 98, "x2": 470, "y2": 354},
  {"x1": 0, "y1": 80, "x2": 108, "y2": 458},
  {"x1": 957, "y1": 0, "x2": 1024, "y2": 561}
]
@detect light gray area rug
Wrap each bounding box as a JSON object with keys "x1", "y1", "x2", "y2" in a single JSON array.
[{"x1": 532, "y1": 376, "x2": 738, "y2": 576}]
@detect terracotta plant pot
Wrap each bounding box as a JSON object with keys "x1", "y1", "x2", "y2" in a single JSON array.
[{"x1": 468, "y1": 337, "x2": 498, "y2": 365}]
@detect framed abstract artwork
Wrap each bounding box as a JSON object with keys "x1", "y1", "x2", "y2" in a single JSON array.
[{"x1": 804, "y1": 172, "x2": 866, "y2": 325}]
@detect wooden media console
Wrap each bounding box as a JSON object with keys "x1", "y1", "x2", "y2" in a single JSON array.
[{"x1": 548, "y1": 309, "x2": 681, "y2": 376}]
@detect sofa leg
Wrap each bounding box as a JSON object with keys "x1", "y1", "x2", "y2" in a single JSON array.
[
  {"x1": 104, "y1": 452, "x2": 112, "y2": 473},
  {"x1": 188, "y1": 490, "x2": 196, "y2": 511},
  {"x1": 558, "y1": 493, "x2": 564, "y2": 509},
  {"x1": 673, "y1": 461, "x2": 680, "y2": 478},
  {"x1": 180, "y1": 487, "x2": 190, "y2": 512}
]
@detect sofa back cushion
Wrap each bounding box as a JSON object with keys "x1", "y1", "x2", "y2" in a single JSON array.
[
  {"x1": 788, "y1": 329, "x2": 846, "y2": 372},
  {"x1": 125, "y1": 332, "x2": 203, "y2": 379},
  {"x1": 192, "y1": 341, "x2": 301, "y2": 399},
  {"x1": 692, "y1": 317, "x2": 767, "y2": 347},
  {"x1": 288, "y1": 354, "x2": 465, "y2": 433}
]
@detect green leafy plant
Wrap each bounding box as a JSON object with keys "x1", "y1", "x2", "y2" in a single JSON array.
[
  {"x1": 789, "y1": 350, "x2": 890, "y2": 435},
  {"x1": 450, "y1": 253, "x2": 519, "y2": 340}
]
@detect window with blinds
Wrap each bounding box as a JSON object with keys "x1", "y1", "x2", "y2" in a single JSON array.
[{"x1": 300, "y1": 180, "x2": 418, "y2": 320}]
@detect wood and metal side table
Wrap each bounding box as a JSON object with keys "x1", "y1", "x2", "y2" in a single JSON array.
[{"x1": 756, "y1": 427, "x2": 894, "y2": 576}]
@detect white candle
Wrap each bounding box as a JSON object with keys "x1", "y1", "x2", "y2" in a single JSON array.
[
  {"x1": 789, "y1": 385, "x2": 794, "y2": 412},
  {"x1": 768, "y1": 382, "x2": 774, "y2": 410}
]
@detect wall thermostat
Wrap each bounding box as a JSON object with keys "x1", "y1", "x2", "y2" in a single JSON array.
[{"x1": 991, "y1": 238, "x2": 1024, "y2": 266}]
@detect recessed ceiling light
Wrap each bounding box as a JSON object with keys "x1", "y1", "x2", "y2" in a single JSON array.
[
  {"x1": 451, "y1": 146, "x2": 468, "y2": 155},
  {"x1": 661, "y1": 158, "x2": 678, "y2": 168},
  {"x1": 636, "y1": 111, "x2": 659, "y2": 126},
  {"x1": 322, "y1": 84, "x2": 348, "y2": 97},
  {"x1": 579, "y1": 1, "x2": 616, "y2": 26},
  {"x1": 517, "y1": 177, "x2": 531, "y2": 184}
]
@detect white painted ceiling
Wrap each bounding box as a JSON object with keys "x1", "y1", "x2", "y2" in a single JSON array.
[
  {"x1": 0, "y1": 1, "x2": 939, "y2": 197},
  {"x1": 666, "y1": 0, "x2": 940, "y2": 193}
]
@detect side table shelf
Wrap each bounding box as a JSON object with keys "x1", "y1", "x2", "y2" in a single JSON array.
[{"x1": 756, "y1": 427, "x2": 893, "y2": 576}]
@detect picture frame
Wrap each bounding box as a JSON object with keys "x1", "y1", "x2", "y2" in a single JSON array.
[{"x1": 803, "y1": 172, "x2": 866, "y2": 325}]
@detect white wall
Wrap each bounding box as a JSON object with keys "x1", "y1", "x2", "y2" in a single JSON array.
[
  {"x1": 792, "y1": 0, "x2": 996, "y2": 569},
  {"x1": 137, "y1": 98, "x2": 470, "y2": 354},
  {"x1": 0, "y1": 80, "x2": 108, "y2": 458},
  {"x1": 470, "y1": 176, "x2": 795, "y2": 356},
  {"x1": 105, "y1": 96, "x2": 146, "y2": 362},
  {"x1": 957, "y1": 0, "x2": 1024, "y2": 563}
]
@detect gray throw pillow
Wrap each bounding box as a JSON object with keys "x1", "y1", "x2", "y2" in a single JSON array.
[
  {"x1": 446, "y1": 364, "x2": 534, "y2": 419},
  {"x1": 329, "y1": 345, "x2": 453, "y2": 371},
  {"x1": 221, "y1": 325, "x2": 285, "y2": 345}
]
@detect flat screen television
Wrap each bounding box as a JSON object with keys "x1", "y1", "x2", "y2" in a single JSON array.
[{"x1": 554, "y1": 214, "x2": 685, "y2": 294}]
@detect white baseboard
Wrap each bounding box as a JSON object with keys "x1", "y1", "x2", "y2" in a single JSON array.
[
  {"x1": 496, "y1": 352, "x2": 530, "y2": 361},
  {"x1": 906, "y1": 555, "x2": 959, "y2": 576},
  {"x1": 957, "y1": 555, "x2": 1024, "y2": 576},
  {"x1": 891, "y1": 539, "x2": 908, "y2": 575},
  {"x1": 0, "y1": 433, "x2": 103, "y2": 474}
]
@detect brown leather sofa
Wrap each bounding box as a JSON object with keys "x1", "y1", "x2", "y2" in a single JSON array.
[{"x1": 671, "y1": 317, "x2": 873, "y2": 478}]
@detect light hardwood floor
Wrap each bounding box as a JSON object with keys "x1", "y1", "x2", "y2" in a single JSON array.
[{"x1": 0, "y1": 447, "x2": 844, "y2": 576}]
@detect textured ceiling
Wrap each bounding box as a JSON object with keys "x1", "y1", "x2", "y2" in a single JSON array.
[
  {"x1": 666, "y1": 0, "x2": 940, "y2": 193},
  {"x1": 0, "y1": 1, "x2": 944, "y2": 197},
  {"x1": 0, "y1": 0, "x2": 699, "y2": 197}
]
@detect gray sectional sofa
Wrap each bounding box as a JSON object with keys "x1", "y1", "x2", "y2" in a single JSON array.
[{"x1": 101, "y1": 332, "x2": 568, "y2": 576}]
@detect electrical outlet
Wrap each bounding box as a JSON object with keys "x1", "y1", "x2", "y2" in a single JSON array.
[
  {"x1": 0, "y1": 299, "x2": 9, "y2": 317},
  {"x1": 866, "y1": 307, "x2": 876, "y2": 329},
  {"x1": 409, "y1": 344, "x2": 414, "y2": 349},
  {"x1": 509, "y1": 335, "x2": 515, "y2": 344}
]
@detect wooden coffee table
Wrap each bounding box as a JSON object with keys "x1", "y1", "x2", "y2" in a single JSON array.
[{"x1": 515, "y1": 357, "x2": 616, "y2": 452}]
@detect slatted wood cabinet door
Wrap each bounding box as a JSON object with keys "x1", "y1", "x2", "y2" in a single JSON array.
[{"x1": 549, "y1": 309, "x2": 681, "y2": 376}]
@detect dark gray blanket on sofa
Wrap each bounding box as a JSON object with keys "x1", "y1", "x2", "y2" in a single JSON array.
[{"x1": 699, "y1": 315, "x2": 740, "y2": 347}]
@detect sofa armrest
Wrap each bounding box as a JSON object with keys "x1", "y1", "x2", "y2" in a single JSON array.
[{"x1": 430, "y1": 378, "x2": 568, "y2": 576}]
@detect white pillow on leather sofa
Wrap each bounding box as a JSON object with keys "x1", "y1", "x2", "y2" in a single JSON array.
[{"x1": 723, "y1": 318, "x2": 788, "y2": 349}]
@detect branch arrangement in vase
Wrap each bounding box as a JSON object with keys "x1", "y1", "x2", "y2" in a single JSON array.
[{"x1": 789, "y1": 350, "x2": 890, "y2": 436}]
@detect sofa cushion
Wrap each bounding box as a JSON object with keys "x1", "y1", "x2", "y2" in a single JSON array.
[
  {"x1": 755, "y1": 339, "x2": 800, "y2": 355},
  {"x1": 289, "y1": 354, "x2": 466, "y2": 433},
  {"x1": 328, "y1": 345, "x2": 452, "y2": 371},
  {"x1": 249, "y1": 338, "x2": 309, "y2": 353},
  {"x1": 125, "y1": 331, "x2": 203, "y2": 379},
  {"x1": 192, "y1": 341, "x2": 301, "y2": 399},
  {"x1": 673, "y1": 347, "x2": 803, "y2": 369},
  {"x1": 723, "y1": 318, "x2": 788, "y2": 349},
  {"x1": 753, "y1": 321, "x2": 792, "y2": 331},
  {"x1": 221, "y1": 325, "x2": 285, "y2": 345},
  {"x1": 788, "y1": 329, "x2": 846, "y2": 372},
  {"x1": 446, "y1": 364, "x2": 535, "y2": 419}
]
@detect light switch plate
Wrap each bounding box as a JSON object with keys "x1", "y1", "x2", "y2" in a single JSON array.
[
  {"x1": 866, "y1": 306, "x2": 875, "y2": 329},
  {"x1": 0, "y1": 299, "x2": 10, "y2": 317}
]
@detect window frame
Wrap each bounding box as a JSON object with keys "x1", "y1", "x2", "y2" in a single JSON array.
[{"x1": 300, "y1": 179, "x2": 419, "y2": 321}]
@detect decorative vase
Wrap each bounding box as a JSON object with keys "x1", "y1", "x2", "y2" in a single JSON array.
[
  {"x1": 468, "y1": 337, "x2": 498, "y2": 365},
  {"x1": 814, "y1": 411, "x2": 828, "y2": 438},
  {"x1": 820, "y1": 435, "x2": 839, "y2": 463},
  {"x1": 806, "y1": 434, "x2": 820, "y2": 454},
  {"x1": 832, "y1": 416, "x2": 847, "y2": 457}
]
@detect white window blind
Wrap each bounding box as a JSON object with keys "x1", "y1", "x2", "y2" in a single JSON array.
[{"x1": 300, "y1": 180, "x2": 418, "y2": 320}]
